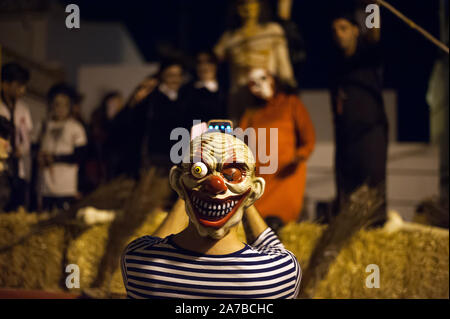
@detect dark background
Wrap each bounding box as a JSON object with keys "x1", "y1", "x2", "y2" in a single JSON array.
[{"x1": 63, "y1": 0, "x2": 446, "y2": 142}]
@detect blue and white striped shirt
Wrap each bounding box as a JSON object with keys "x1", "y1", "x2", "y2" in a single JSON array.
[{"x1": 121, "y1": 228, "x2": 301, "y2": 299}]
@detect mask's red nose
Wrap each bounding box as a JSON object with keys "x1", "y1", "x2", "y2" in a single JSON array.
[{"x1": 204, "y1": 175, "x2": 227, "y2": 195}]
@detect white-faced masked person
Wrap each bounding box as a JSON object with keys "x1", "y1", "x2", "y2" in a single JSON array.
[{"x1": 239, "y1": 68, "x2": 315, "y2": 227}]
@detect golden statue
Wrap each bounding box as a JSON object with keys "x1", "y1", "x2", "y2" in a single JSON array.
[{"x1": 214, "y1": 0, "x2": 295, "y2": 121}]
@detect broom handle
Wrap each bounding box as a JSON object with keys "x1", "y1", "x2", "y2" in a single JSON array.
[{"x1": 376, "y1": 0, "x2": 449, "y2": 54}]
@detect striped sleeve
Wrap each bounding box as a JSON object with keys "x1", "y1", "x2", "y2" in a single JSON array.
[
  {"x1": 250, "y1": 227, "x2": 302, "y2": 298},
  {"x1": 121, "y1": 236, "x2": 164, "y2": 298},
  {"x1": 251, "y1": 227, "x2": 285, "y2": 250}
]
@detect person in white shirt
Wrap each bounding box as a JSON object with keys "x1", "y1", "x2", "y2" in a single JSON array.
[
  {"x1": 0, "y1": 63, "x2": 33, "y2": 211},
  {"x1": 38, "y1": 84, "x2": 87, "y2": 211}
]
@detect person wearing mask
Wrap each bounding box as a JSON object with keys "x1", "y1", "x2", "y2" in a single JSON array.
[
  {"x1": 121, "y1": 132, "x2": 301, "y2": 299},
  {"x1": 239, "y1": 68, "x2": 315, "y2": 227}
]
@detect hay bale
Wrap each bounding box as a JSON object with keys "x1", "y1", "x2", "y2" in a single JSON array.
[
  {"x1": 1, "y1": 209, "x2": 448, "y2": 299},
  {"x1": 67, "y1": 210, "x2": 168, "y2": 294},
  {"x1": 0, "y1": 211, "x2": 65, "y2": 290},
  {"x1": 314, "y1": 227, "x2": 449, "y2": 298},
  {"x1": 277, "y1": 222, "x2": 449, "y2": 299},
  {"x1": 279, "y1": 222, "x2": 326, "y2": 270}
]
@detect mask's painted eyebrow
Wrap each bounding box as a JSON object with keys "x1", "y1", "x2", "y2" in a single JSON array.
[{"x1": 221, "y1": 162, "x2": 249, "y2": 171}]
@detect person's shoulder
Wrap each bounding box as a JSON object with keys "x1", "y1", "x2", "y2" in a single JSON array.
[
  {"x1": 358, "y1": 38, "x2": 382, "y2": 60},
  {"x1": 67, "y1": 118, "x2": 86, "y2": 131},
  {"x1": 123, "y1": 235, "x2": 165, "y2": 254},
  {"x1": 217, "y1": 29, "x2": 235, "y2": 41},
  {"x1": 264, "y1": 22, "x2": 285, "y2": 35},
  {"x1": 15, "y1": 99, "x2": 31, "y2": 111},
  {"x1": 287, "y1": 93, "x2": 305, "y2": 107},
  {"x1": 180, "y1": 82, "x2": 196, "y2": 95},
  {"x1": 274, "y1": 92, "x2": 301, "y2": 108},
  {"x1": 246, "y1": 242, "x2": 299, "y2": 266},
  {"x1": 15, "y1": 100, "x2": 32, "y2": 119}
]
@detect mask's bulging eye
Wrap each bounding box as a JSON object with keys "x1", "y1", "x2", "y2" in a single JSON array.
[{"x1": 191, "y1": 162, "x2": 208, "y2": 178}]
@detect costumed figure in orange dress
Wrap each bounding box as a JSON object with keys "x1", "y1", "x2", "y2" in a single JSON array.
[{"x1": 239, "y1": 68, "x2": 315, "y2": 225}]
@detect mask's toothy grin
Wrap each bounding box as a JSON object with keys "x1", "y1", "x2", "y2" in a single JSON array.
[
  {"x1": 187, "y1": 189, "x2": 250, "y2": 228},
  {"x1": 192, "y1": 195, "x2": 238, "y2": 219}
]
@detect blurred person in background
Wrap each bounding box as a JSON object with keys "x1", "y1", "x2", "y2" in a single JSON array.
[
  {"x1": 71, "y1": 93, "x2": 87, "y2": 129},
  {"x1": 132, "y1": 60, "x2": 189, "y2": 210},
  {"x1": 70, "y1": 92, "x2": 90, "y2": 195},
  {"x1": 112, "y1": 74, "x2": 159, "y2": 179},
  {"x1": 184, "y1": 51, "x2": 227, "y2": 123},
  {"x1": 0, "y1": 115, "x2": 13, "y2": 211},
  {"x1": 136, "y1": 60, "x2": 189, "y2": 172},
  {"x1": 239, "y1": 68, "x2": 315, "y2": 229},
  {"x1": 127, "y1": 74, "x2": 159, "y2": 109},
  {"x1": 37, "y1": 83, "x2": 87, "y2": 211},
  {"x1": 0, "y1": 62, "x2": 33, "y2": 211},
  {"x1": 84, "y1": 91, "x2": 124, "y2": 192},
  {"x1": 272, "y1": 0, "x2": 307, "y2": 88},
  {"x1": 329, "y1": 10, "x2": 388, "y2": 226}
]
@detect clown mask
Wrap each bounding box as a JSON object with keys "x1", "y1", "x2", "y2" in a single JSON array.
[
  {"x1": 248, "y1": 68, "x2": 275, "y2": 100},
  {"x1": 170, "y1": 132, "x2": 265, "y2": 239}
]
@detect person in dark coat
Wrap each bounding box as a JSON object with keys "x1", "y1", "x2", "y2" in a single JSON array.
[
  {"x1": 84, "y1": 91, "x2": 124, "y2": 192},
  {"x1": 130, "y1": 60, "x2": 190, "y2": 210},
  {"x1": 329, "y1": 11, "x2": 388, "y2": 226},
  {"x1": 183, "y1": 51, "x2": 227, "y2": 124},
  {"x1": 135, "y1": 60, "x2": 189, "y2": 171}
]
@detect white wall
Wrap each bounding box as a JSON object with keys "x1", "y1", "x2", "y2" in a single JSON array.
[
  {"x1": 305, "y1": 142, "x2": 439, "y2": 222},
  {"x1": 46, "y1": 4, "x2": 145, "y2": 84},
  {"x1": 301, "y1": 89, "x2": 397, "y2": 142},
  {"x1": 78, "y1": 64, "x2": 159, "y2": 121},
  {"x1": 0, "y1": 14, "x2": 49, "y2": 63},
  {"x1": 0, "y1": 3, "x2": 145, "y2": 85}
]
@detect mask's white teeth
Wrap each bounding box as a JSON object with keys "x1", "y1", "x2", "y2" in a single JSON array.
[{"x1": 192, "y1": 194, "x2": 244, "y2": 219}]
